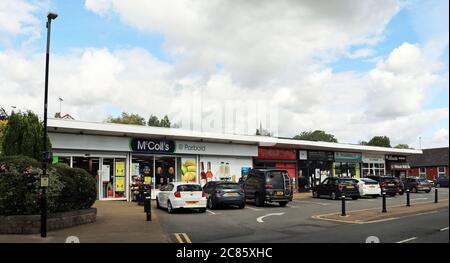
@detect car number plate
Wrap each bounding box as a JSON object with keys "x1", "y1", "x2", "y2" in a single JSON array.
[
  {"x1": 276, "y1": 191, "x2": 284, "y2": 196},
  {"x1": 226, "y1": 193, "x2": 238, "y2": 196},
  {"x1": 346, "y1": 185, "x2": 355, "y2": 189},
  {"x1": 185, "y1": 201, "x2": 198, "y2": 205},
  {"x1": 388, "y1": 183, "x2": 395, "y2": 186},
  {"x1": 368, "y1": 186, "x2": 375, "y2": 188}
]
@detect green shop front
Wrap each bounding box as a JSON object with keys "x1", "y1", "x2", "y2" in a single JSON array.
[{"x1": 332, "y1": 152, "x2": 362, "y2": 178}]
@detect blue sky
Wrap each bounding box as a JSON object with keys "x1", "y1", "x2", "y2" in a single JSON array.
[{"x1": 0, "y1": 0, "x2": 448, "y2": 148}]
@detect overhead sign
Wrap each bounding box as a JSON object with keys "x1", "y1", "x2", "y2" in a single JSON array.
[
  {"x1": 175, "y1": 141, "x2": 257, "y2": 157},
  {"x1": 257, "y1": 147, "x2": 297, "y2": 160},
  {"x1": 334, "y1": 152, "x2": 362, "y2": 162},
  {"x1": 298, "y1": 150, "x2": 307, "y2": 160},
  {"x1": 130, "y1": 138, "x2": 175, "y2": 154},
  {"x1": 385, "y1": 155, "x2": 407, "y2": 161},
  {"x1": 362, "y1": 154, "x2": 385, "y2": 163},
  {"x1": 307, "y1": 151, "x2": 335, "y2": 161}
]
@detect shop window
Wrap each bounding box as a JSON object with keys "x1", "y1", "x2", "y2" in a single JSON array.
[
  {"x1": 100, "y1": 158, "x2": 126, "y2": 199},
  {"x1": 155, "y1": 156, "x2": 176, "y2": 189}
]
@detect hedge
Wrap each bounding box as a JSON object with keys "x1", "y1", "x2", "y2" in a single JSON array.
[{"x1": 0, "y1": 156, "x2": 96, "y2": 215}]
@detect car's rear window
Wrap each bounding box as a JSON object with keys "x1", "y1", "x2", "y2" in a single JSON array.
[
  {"x1": 360, "y1": 178, "x2": 378, "y2": 184},
  {"x1": 335, "y1": 179, "x2": 358, "y2": 184},
  {"x1": 217, "y1": 183, "x2": 241, "y2": 190},
  {"x1": 266, "y1": 171, "x2": 289, "y2": 189},
  {"x1": 177, "y1": 185, "x2": 202, "y2": 191}
]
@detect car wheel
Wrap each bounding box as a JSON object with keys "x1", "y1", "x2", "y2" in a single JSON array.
[
  {"x1": 207, "y1": 198, "x2": 215, "y2": 209},
  {"x1": 373, "y1": 195, "x2": 378, "y2": 198},
  {"x1": 412, "y1": 187, "x2": 418, "y2": 193},
  {"x1": 312, "y1": 190, "x2": 319, "y2": 198},
  {"x1": 425, "y1": 190, "x2": 430, "y2": 193},
  {"x1": 156, "y1": 198, "x2": 161, "y2": 209},
  {"x1": 330, "y1": 192, "x2": 337, "y2": 200},
  {"x1": 389, "y1": 194, "x2": 396, "y2": 197},
  {"x1": 398, "y1": 191, "x2": 404, "y2": 195},
  {"x1": 167, "y1": 201, "x2": 174, "y2": 214},
  {"x1": 255, "y1": 193, "x2": 264, "y2": 207},
  {"x1": 199, "y1": 208, "x2": 206, "y2": 213},
  {"x1": 351, "y1": 197, "x2": 358, "y2": 200},
  {"x1": 279, "y1": 201, "x2": 288, "y2": 207},
  {"x1": 238, "y1": 203, "x2": 245, "y2": 209},
  {"x1": 436, "y1": 183, "x2": 441, "y2": 188}
]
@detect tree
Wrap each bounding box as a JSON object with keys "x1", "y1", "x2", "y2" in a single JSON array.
[
  {"x1": 147, "y1": 114, "x2": 160, "y2": 127},
  {"x1": 1, "y1": 111, "x2": 52, "y2": 160},
  {"x1": 0, "y1": 119, "x2": 7, "y2": 155},
  {"x1": 395, "y1": 144, "x2": 412, "y2": 149},
  {"x1": 359, "y1": 141, "x2": 368, "y2": 145},
  {"x1": 159, "y1": 115, "x2": 171, "y2": 128},
  {"x1": 367, "y1": 136, "x2": 391, "y2": 148},
  {"x1": 294, "y1": 130, "x2": 338, "y2": 143},
  {"x1": 106, "y1": 112, "x2": 145, "y2": 125}
]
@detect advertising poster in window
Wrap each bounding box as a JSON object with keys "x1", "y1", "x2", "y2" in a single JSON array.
[
  {"x1": 102, "y1": 165, "x2": 110, "y2": 182},
  {"x1": 199, "y1": 157, "x2": 253, "y2": 184},
  {"x1": 180, "y1": 158, "x2": 197, "y2": 183},
  {"x1": 115, "y1": 177, "x2": 125, "y2": 192},
  {"x1": 116, "y1": 162, "x2": 125, "y2": 176}
]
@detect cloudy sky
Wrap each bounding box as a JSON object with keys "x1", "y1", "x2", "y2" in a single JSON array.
[{"x1": 0, "y1": 0, "x2": 448, "y2": 148}]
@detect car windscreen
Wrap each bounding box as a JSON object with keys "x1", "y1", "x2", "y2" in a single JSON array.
[
  {"x1": 418, "y1": 179, "x2": 429, "y2": 183},
  {"x1": 335, "y1": 179, "x2": 358, "y2": 185},
  {"x1": 360, "y1": 178, "x2": 378, "y2": 184},
  {"x1": 380, "y1": 177, "x2": 396, "y2": 182},
  {"x1": 177, "y1": 185, "x2": 202, "y2": 191},
  {"x1": 266, "y1": 171, "x2": 288, "y2": 189},
  {"x1": 217, "y1": 183, "x2": 241, "y2": 190}
]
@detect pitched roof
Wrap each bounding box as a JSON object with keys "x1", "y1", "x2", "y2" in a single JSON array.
[{"x1": 407, "y1": 147, "x2": 449, "y2": 167}]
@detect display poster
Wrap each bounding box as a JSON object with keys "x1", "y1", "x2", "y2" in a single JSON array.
[
  {"x1": 102, "y1": 165, "x2": 110, "y2": 182},
  {"x1": 299, "y1": 150, "x2": 307, "y2": 160},
  {"x1": 116, "y1": 162, "x2": 125, "y2": 176},
  {"x1": 132, "y1": 163, "x2": 140, "y2": 176},
  {"x1": 115, "y1": 177, "x2": 125, "y2": 192},
  {"x1": 181, "y1": 158, "x2": 197, "y2": 183},
  {"x1": 144, "y1": 176, "x2": 152, "y2": 184},
  {"x1": 199, "y1": 157, "x2": 253, "y2": 183}
]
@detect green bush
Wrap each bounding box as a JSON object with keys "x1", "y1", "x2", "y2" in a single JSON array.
[{"x1": 0, "y1": 156, "x2": 96, "y2": 215}]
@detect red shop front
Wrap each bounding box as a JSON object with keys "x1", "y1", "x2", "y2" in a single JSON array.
[{"x1": 253, "y1": 147, "x2": 297, "y2": 180}]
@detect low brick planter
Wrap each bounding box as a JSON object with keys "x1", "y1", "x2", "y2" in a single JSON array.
[{"x1": 0, "y1": 208, "x2": 97, "y2": 234}]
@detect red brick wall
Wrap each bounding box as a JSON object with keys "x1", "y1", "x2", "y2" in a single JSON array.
[
  {"x1": 407, "y1": 166, "x2": 449, "y2": 179},
  {"x1": 426, "y1": 167, "x2": 438, "y2": 180},
  {"x1": 408, "y1": 168, "x2": 419, "y2": 177}
]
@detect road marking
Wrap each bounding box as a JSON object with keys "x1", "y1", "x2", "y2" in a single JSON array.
[
  {"x1": 440, "y1": 227, "x2": 449, "y2": 232},
  {"x1": 247, "y1": 206, "x2": 261, "y2": 211},
  {"x1": 174, "y1": 233, "x2": 184, "y2": 243},
  {"x1": 182, "y1": 233, "x2": 192, "y2": 243},
  {"x1": 256, "y1": 212, "x2": 285, "y2": 223},
  {"x1": 293, "y1": 200, "x2": 329, "y2": 206},
  {"x1": 396, "y1": 237, "x2": 417, "y2": 243},
  {"x1": 173, "y1": 233, "x2": 192, "y2": 243},
  {"x1": 206, "y1": 209, "x2": 216, "y2": 215}
]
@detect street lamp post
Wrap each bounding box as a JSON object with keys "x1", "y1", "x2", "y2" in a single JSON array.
[{"x1": 41, "y1": 12, "x2": 58, "y2": 238}]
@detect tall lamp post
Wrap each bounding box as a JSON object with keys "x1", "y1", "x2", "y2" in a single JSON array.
[{"x1": 41, "y1": 12, "x2": 58, "y2": 238}]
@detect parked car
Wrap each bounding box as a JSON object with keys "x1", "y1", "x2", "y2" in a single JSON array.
[
  {"x1": 435, "y1": 176, "x2": 449, "y2": 187},
  {"x1": 241, "y1": 169, "x2": 293, "y2": 207},
  {"x1": 156, "y1": 182, "x2": 207, "y2": 213},
  {"x1": 366, "y1": 175, "x2": 398, "y2": 197},
  {"x1": 203, "y1": 181, "x2": 245, "y2": 209},
  {"x1": 355, "y1": 178, "x2": 381, "y2": 198},
  {"x1": 403, "y1": 177, "x2": 432, "y2": 193},
  {"x1": 312, "y1": 177, "x2": 360, "y2": 200}
]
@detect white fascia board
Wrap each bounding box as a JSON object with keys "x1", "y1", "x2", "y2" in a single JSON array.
[{"x1": 47, "y1": 119, "x2": 422, "y2": 155}]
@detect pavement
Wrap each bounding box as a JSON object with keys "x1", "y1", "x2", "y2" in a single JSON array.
[
  {"x1": 0, "y1": 201, "x2": 170, "y2": 243},
  {"x1": 312, "y1": 200, "x2": 449, "y2": 224}
]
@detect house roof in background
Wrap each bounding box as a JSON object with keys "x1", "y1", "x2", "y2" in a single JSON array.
[{"x1": 407, "y1": 147, "x2": 449, "y2": 167}]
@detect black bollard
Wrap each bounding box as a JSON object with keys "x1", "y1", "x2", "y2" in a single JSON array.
[
  {"x1": 382, "y1": 192, "x2": 387, "y2": 213},
  {"x1": 144, "y1": 190, "x2": 152, "y2": 221},
  {"x1": 435, "y1": 188, "x2": 438, "y2": 203},
  {"x1": 341, "y1": 195, "x2": 346, "y2": 216},
  {"x1": 406, "y1": 189, "x2": 410, "y2": 207}
]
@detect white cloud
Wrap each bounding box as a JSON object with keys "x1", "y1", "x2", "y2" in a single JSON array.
[{"x1": 429, "y1": 128, "x2": 450, "y2": 148}]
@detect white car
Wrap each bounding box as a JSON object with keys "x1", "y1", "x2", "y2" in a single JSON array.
[
  {"x1": 356, "y1": 178, "x2": 381, "y2": 198},
  {"x1": 156, "y1": 182, "x2": 207, "y2": 213}
]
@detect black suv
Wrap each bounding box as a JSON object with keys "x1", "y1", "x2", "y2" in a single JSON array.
[
  {"x1": 312, "y1": 177, "x2": 359, "y2": 200},
  {"x1": 242, "y1": 169, "x2": 293, "y2": 207},
  {"x1": 366, "y1": 175, "x2": 398, "y2": 196}
]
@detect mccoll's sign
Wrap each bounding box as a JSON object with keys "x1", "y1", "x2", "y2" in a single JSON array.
[{"x1": 130, "y1": 138, "x2": 175, "y2": 153}]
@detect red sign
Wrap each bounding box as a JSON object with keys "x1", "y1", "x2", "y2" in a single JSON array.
[{"x1": 257, "y1": 147, "x2": 297, "y2": 160}]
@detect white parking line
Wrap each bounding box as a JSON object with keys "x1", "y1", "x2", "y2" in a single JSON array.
[
  {"x1": 206, "y1": 210, "x2": 216, "y2": 215},
  {"x1": 396, "y1": 237, "x2": 417, "y2": 243},
  {"x1": 440, "y1": 227, "x2": 449, "y2": 232},
  {"x1": 247, "y1": 206, "x2": 262, "y2": 211}
]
